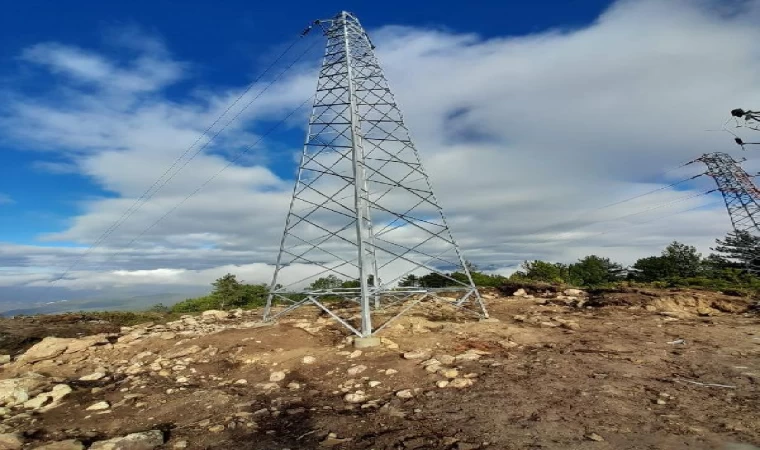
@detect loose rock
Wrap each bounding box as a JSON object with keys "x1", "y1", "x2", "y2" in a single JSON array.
[
  {"x1": 396, "y1": 389, "x2": 414, "y2": 399},
  {"x1": 0, "y1": 433, "x2": 23, "y2": 450},
  {"x1": 90, "y1": 430, "x2": 164, "y2": 450},
  {"x1": 403, "y1": 350, "x2": 430, "y2": 360},
  {"x1": 301, "y1": 356, "x2": 316, "y2": 364},
  {"x1": 269, "y1": 371, "x2": 286, "y2": 382},
  {"x1": 86, "y1": 401, "x2": 110, "y2": 411},
  {"x1": 343, "y1": 392, "x2": 367, "y2": 403},
  {"x1": 79, "y1": 372, "x2": 106, "y2": 381},
  {"x1": 347, "y1": 365, "x2": 367, "y2": 376},
  {"x1": 32, "y1": 440, "x2": 84, "y2": 450}
]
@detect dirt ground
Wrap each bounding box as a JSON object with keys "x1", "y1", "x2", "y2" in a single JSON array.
[{"x1": 1, "y1": 288, "x2": 759, "y2": 450}]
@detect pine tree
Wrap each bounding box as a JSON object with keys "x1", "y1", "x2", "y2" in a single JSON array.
[{"x1": 711, "y1": 231, "x2": 760, "y2": 270}]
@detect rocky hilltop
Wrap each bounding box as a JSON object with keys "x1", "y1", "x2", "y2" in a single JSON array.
[{"x1": 0, "y1": 288, "x2": 758, "y2": 449}]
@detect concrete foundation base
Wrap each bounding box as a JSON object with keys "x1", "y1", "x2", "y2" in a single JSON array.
[{"x1": 353, "y1": 336, "x2": 381, "y2": 348}]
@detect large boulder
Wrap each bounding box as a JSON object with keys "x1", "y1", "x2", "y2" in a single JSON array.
[
  {"x1": 89, "y1": 430, "x2": 163, "y2": 450},
  {"x1": 18, "y1": 335, "x2": 109, "y2": 364},
  {"x1": 201, "y1": 310, "x2": 228, "y2": 320},
  {"x1": 0, "y1": 433, "x2": 23, "y2": 450},
  {"x1": 0, "y1": 373, "x2": 49, "y2": 407}
]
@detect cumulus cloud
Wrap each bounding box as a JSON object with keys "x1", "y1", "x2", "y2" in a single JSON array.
[{"x1": 1, "y1": 0, "x2": 760, "y2": 304}]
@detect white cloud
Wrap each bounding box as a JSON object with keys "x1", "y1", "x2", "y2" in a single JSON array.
[{"x1": 1, "y1": 0, "x2": 760, "y2": 303}]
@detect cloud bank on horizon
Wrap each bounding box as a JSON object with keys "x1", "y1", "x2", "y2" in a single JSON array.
[{"x1": 1, "y1": 0, "x2": 760, "y2": 304}]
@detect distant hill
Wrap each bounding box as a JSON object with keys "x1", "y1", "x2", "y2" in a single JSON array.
[{"x1": 0, "y1": 293, "x2": 191, "y2": 316}]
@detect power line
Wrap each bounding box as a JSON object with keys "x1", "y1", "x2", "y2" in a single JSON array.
[
  {"x1": 44, "y1": 34, "x2": 320, "y2": 289},
  {"x1": 81, "y1": 96, "x2": 314, "y2": 273}
]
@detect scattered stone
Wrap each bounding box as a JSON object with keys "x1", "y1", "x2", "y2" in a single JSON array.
[
  {"x1": 454, "y1": 352, "x2": 482, "y2": 362},
  {"x1": 586, "y1": 433, "x2": 605, "y2": 442},
  {"x1": 368, "y1": 381, "x2": 381, "y2": 388},
  {"x1": 0, "y1": 433, "x2": 23, "y2": 450},
  {"x1": 86, "y1": 401, "x2": 110, "y2": 411},
  {"x1": 201, "y1": 310, "x2": 228, "y2": 320},
  {"x1": 0, "y1": 373, "x2": 49, "y2": 406},
  {"x1": 287, "y1": 382, "x2": 301, "y2": 390},
  {"x1": 403, "y1": 350, "x2": 430, "y2": 360},
  {"x1": 172, "y1": 441, "x2": 188, "y2": 449},
  {"x1": 656, "y1": 399, "x2": 667, "y2": 405},
  {"x1": 347, "y1": 365, "x2": 367, "y2": 376},
  {"x1": 348, "y1": 350, "x2": 362, "y2": 359},
  {"x1": 89, "y1": 430, "x2": 164, "y2": 450},
  {"x1": 513, "y1": 288, "x2": 528, "y2": 297},
  {"x1": 0, "y1": 355, "x2": 10, "y2": 364},
  {"x1": 79, "y1": 372, "x2": 106, "y2": 381},
  {"x1": 385, "y1": 369, "x2": 398, "y2": 375},
  {"x1": 425, "y1": 364, "x2": 442, "y2": 373},
  {"x1": 208, "y1": 425, "x2": 225, "y2": 433},
  {"x1": 439, "y1": 368, "x2": 459, "y2": 379},
  {"x1": 176, "y1": 377, "x2": 189, "y2": 384},
  {"x1": 449, "y1": 378, "x2": 474, "y2": 389},
  {"x1": 464, "y1": 373, "x2": 479, "y2": 379},
  {"x1": 23, "y1": 393, "x2": 52, "y2": 409},
  {"x1": 436, "y1": 380, "x2": 450, "y2": 388},
  {"x1": 301, "y1": 356, "x2": 316, "y2": 364},
  {"x1": 343, "y1": 392, "x2": 368, "y2": 403},
  {"x1": 564, "y1": 288, "x2": 585, "y2": 297},
  {"x1": 395, "y1": 389, "x2": 414, "y2": 399},
  {"x1": 286, "y1": 407, "x2": 306, "y2": 415},
  {"x1": 32, "y1": 440, "x2": 84, "y2": 450},
  {"x1": 380, "y1": 337, "x2": 399, "y2": 349},
  {"x1": 269, "y1": 371, "x2": 286, "y2": 382},
  {"x1": 234, "y1": 379, "x2": 248, "y2": 385},
  {"x1": 540, "y1": 322, "x2": 558, "y2": 328},
  {"x1": 498, "y1": 340, "x2": 518, "y2": 349},
  {"x1": 438, "y1": 355, "x2": 455, "y2": 365}
]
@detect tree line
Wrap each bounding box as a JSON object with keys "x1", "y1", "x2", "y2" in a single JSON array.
[{"x1": 162, "y1": 230, "x2": 759, "y2": 312}]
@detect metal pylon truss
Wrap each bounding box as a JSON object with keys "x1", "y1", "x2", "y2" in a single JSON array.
[
  {"x1": 698, "y1": 152, "x2": 760, "y2": 273},
  {"x1": 264, "y1": 11, "x2": 486, "y2": 337}
]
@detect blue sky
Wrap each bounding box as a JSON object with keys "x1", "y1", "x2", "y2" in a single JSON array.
[
  {"x1": 0, "y1": 0, "x2": 614, "y2": 246},
  {"x1": 0, "y1": 0, "x2": 758, "y2": 307}
]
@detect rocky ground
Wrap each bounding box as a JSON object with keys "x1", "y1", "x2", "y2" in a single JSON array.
[{"x1": 0, "y1": 288, "x2": 758, "y2": 450}]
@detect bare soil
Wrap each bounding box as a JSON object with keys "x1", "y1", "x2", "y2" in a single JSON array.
[{"x1": 2, "y1": 289, "x2": 759, "y2": 450}]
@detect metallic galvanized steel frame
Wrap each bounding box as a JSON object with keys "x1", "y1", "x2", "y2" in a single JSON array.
[
  {"x1": 698, "y1": 152, "x2": 760, "y2": 274},
  {"x1": 264, "y1": 11, "x2": 487, "y2": 336}
]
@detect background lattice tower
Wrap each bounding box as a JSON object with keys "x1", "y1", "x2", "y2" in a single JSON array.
[
  {"x1": 264, "y1": 11, "x2": 486, "y2": 338},
  {"x1": 698, "y1": 152, "x2": 760, "y2": 274}
]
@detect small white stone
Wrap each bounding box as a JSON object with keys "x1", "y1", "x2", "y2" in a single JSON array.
[
  {"x1": 86, "y1": 401, "x2": 110, "y2": 411},
  {"x1": 234, "y1": 379, "x2": 248, "y2": 385},
  {"x1": 395, "y1": 389, "x2": 414, "y2": 399},
  {"x1": 347, "y1": 365, "x2": 367, "y2": 376},
  {"x1": 436, "y1": 380, "x2": 449, "y2": 388},
  {"x1": 269, "y1": 371, "x2": 286, "y2": 382},
  {"x1": 368, "y1": 381, "x2": 381, "y2": 388},
  {"x1": 385, "y1": 369, "x2": 398, "y2": 375},
  {"x1": 439, "y1": 368, "x2": 459, "y2": 379},
  {"x1": 343, "y1": 392, "x2": 367, "y2": 403},
  {"x1": 176, "y1": 377, "x2": 189, "y2": 383},
  {"x1": 348, "y1": 350, "x2": 362, "y2": 359},
  {"x1": 79, "y1": 372, "x2": 106, "y2": 381},
  {"x1": 301, "y1": 356, "x2": 317, "y2": 364}
]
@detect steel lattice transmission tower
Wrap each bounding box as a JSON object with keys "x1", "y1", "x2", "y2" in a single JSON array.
[
  {"x1": 698, "y1": 152, "x2": 760, "y2": 273},
  {"x1": 264, "y1": 11, "x2": 487, "y2": 339}
]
